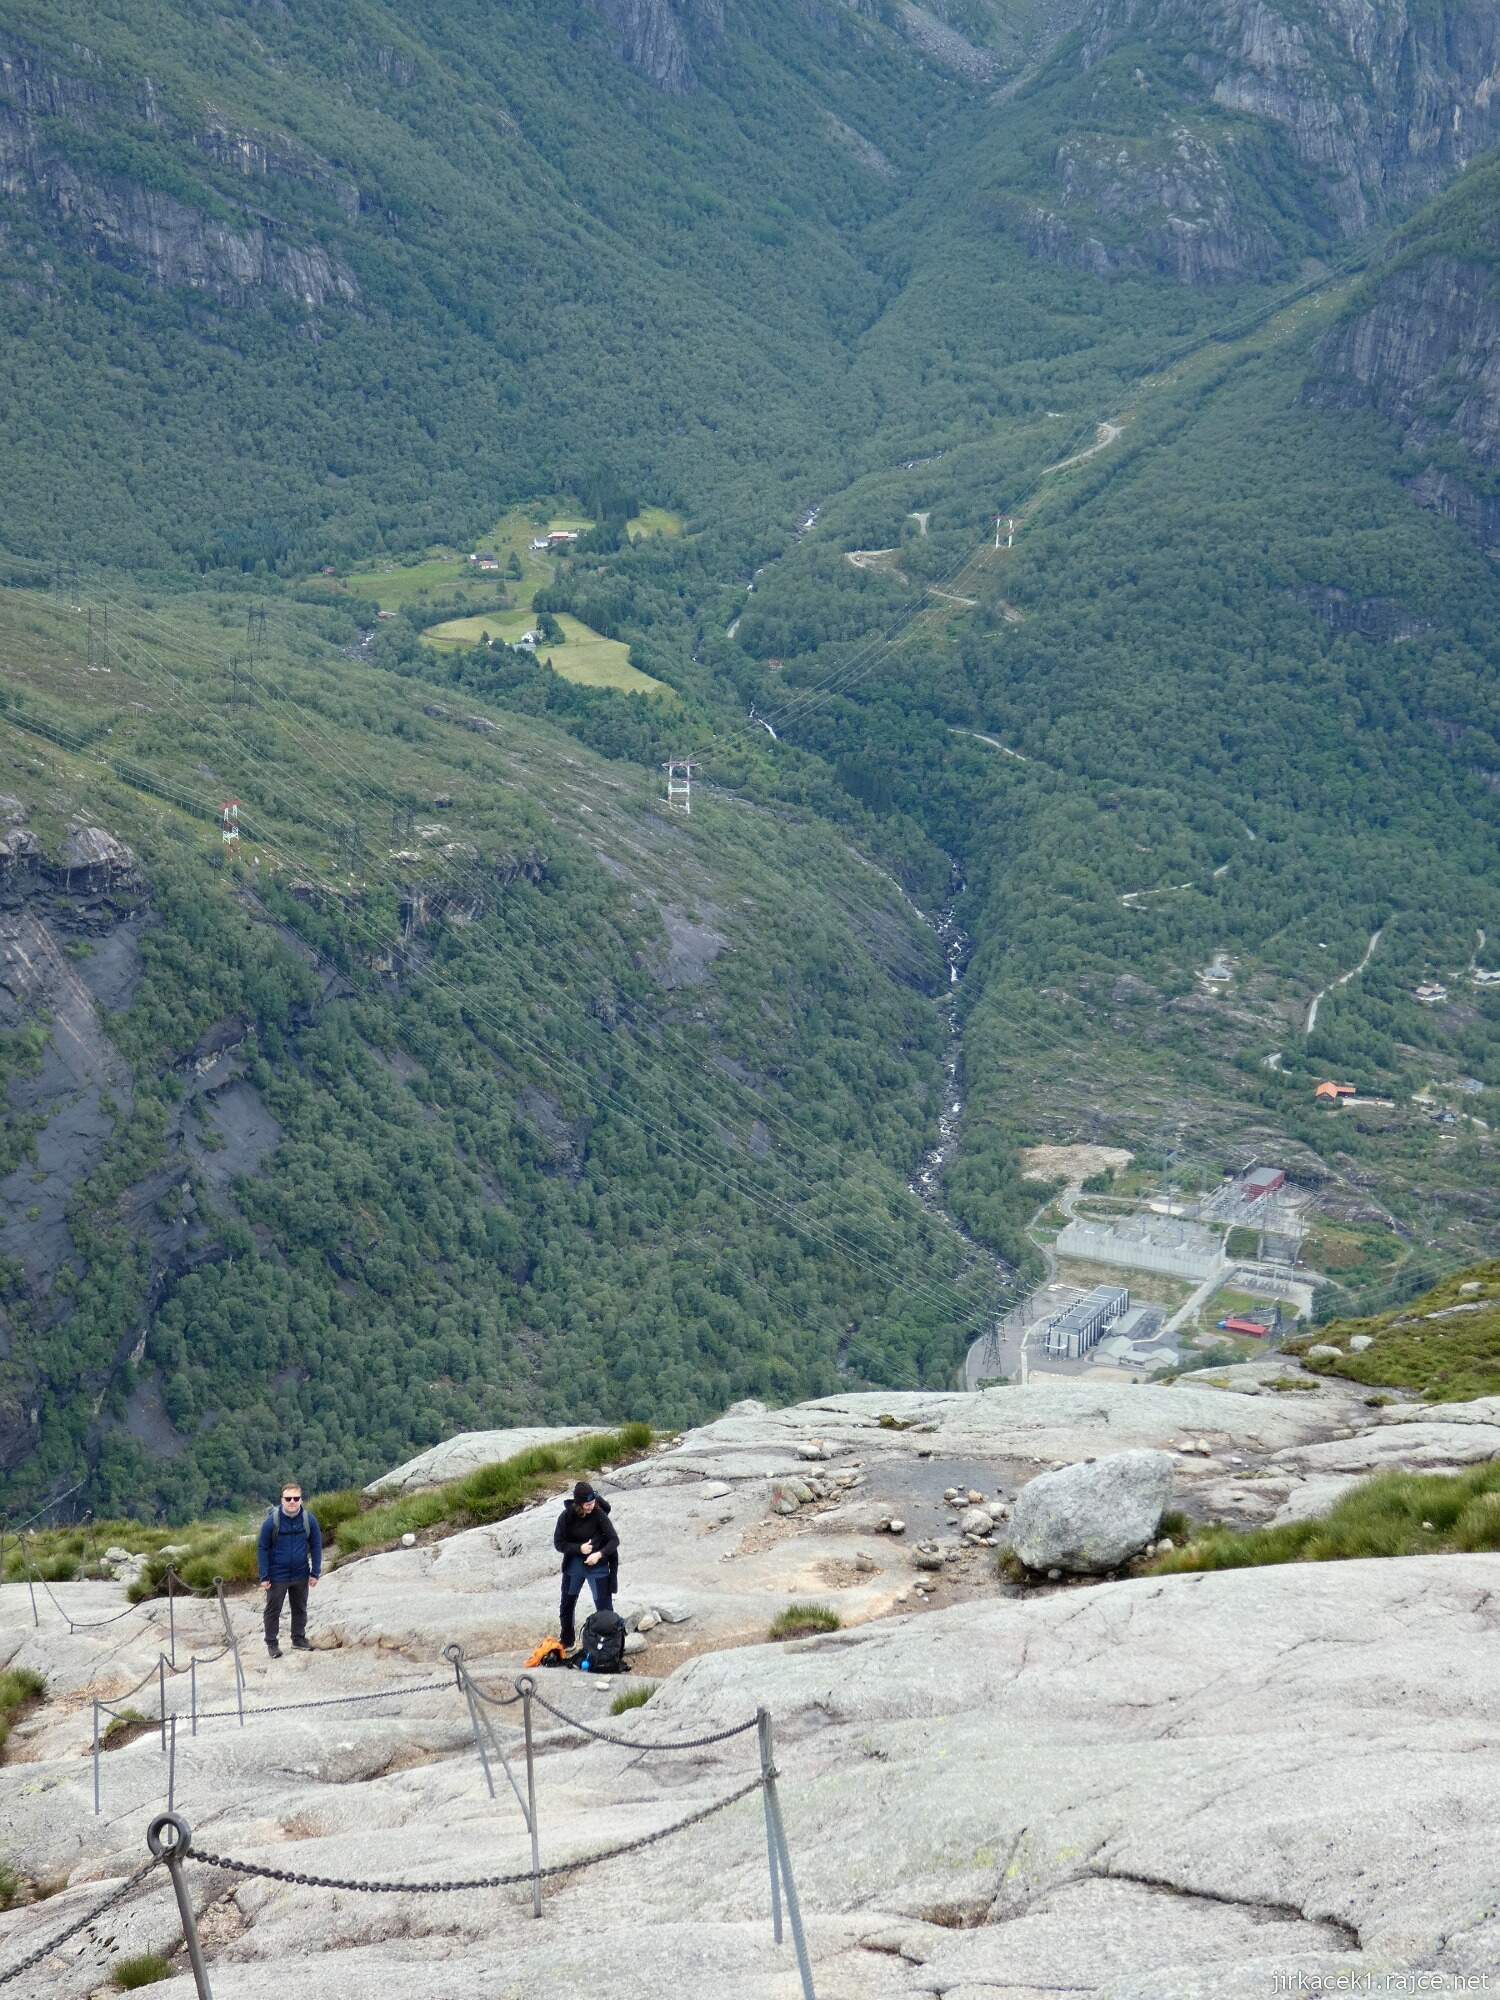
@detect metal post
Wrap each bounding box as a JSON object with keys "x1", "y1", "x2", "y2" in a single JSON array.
[
  {"x1": 758, "y1": 1708, "x2": 783, "y2": 1944},
  {"x1": 443, "y1": 1646, "x2": 495, "y2": 1800},
  {"x1": 762, "y1": 1725, "x2": 817, "y2": 2000},
  {"x1": 215, "y1": 1579, "x2": 245, "y2": 1726},
  {"x1": 190, "y1": 1655, "x2": 198, "y2": 1737},
  {"x1": 27, "y1": 1569, "x2": 38, "y2": 1629},
  {"x1": 159, "y1": 1656, "x2": 168, "y2": 1753},
  {"x1": 92, "y1": 1699, "x2": 101, "y2": 1817},
  {"x1": 462, "y1": 1673, "x2": 496, "y2": 1800},
  {"x1": 167, "y1": 1569, "x2": 177, "y2": 1667},
  {"x1": 168, "y1": 1713, "x2": 177, "y2": 1814},
  {"x1": 520, "y1": 1678, "x2": 542, "y2": 1919},
  {"x1": 148, "y1": 1814, "x2": 214, "y2": 2000}
]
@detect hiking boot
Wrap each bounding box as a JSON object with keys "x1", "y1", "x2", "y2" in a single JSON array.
[
  {"x1": 291, "y1": 1639, "x2": 312, "y2": 1651},
  {"x1": 267, "y1": 1645, "x2": 282, "y2": 1659}
]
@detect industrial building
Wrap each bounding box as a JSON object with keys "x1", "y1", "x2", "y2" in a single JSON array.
[
  {"x1": 1042, "y1": 1284, "x2": 1129, "y2": 1359},
  {"x1": 1096, "y1": 1332, "x2": 1180, "y2": 1372},
  {"x1": 1113, "y1": 1304, "x2": 1165, "y2": 1344},
  {"x1": 1241, "y1": 1167, "x2": 1286, "y2": 1203}
]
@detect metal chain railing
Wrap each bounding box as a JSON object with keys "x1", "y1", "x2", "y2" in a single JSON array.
[
  {"x1": 187, "y1": 1775, "x2": 767, "y2": 1893},
  {"x1": 5, "y1": 1670, "x2": 820, "y2": 2000},
  {"x1": 188, "y1": 1677, "x2": 454, "y2": 1722},
  {"x1": 0, "y1": 1857, "x2": 161, "y2": 1988},
  {"x1": 518, "y1": 1683, "x2": 762, "y2": 1752}
]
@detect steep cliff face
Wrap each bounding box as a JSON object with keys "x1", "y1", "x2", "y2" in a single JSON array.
[
  {"x1": 1307, "y1": 155, "x2": 1500, "y2": 552},
  {"x1": 1019, "y1": 124, "x2": 1284, "y2": 283},
  {"x1": 1011, "y1": 0, "x2": 1500, "y2": 285},
  {"x1": 1080, "y1": 0, "x2": 1500, "y2": 233},
  {"x1": 0, "y1": 43, "x2": 359, "y2": 306},
  {"x1": 586, "y1": 0, "x2": 725, "y2": 91}
]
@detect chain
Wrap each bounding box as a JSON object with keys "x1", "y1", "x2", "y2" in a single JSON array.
[
  {"x1": 461, "y1": 1678, "x2": 524, "y2": 1709},
  {"x1": 520, "y1": 1686, "x2": 761, "y2": 1751},
  {"x1": 0, "y1": 1858, "x2": 161, "y2": 1986},
  {"x1": 35, "y1": 1571, "x2": 146, "y2": 1629},
  {"x1": 187, "y1": 1776, "x2": 765, "y2": 1894},
  {"x1": 191, "y1": 1677, "x2": 453, "y2": 1722}
]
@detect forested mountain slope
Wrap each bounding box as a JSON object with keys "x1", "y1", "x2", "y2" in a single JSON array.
[
  {"x1": 0, "y1": 585, "x2": 994, "y2": 1516},
  {"x1": 1, "y1": 0, "x2": 1496, "y2": 1515}
]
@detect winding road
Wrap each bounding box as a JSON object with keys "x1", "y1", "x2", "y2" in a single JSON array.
[{"x1": 1306, "y1": 924, "x2": 1384, "y2": 1036}]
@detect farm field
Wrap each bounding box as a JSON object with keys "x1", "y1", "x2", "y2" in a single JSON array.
[
  {"x1": 420, "y1": 608, "x2": 667, "y2": 695},
  {"x1": 297, "y1": 502, "x2": 613, "y2": 615},
  {"x1": 627, "y1": 507, "x2": 685, "y2": 539}
]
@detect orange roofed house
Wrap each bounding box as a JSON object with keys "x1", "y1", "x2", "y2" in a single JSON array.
[{"x1": 1314, "y1": 1081, "x2": 1356, "y2": 1101}]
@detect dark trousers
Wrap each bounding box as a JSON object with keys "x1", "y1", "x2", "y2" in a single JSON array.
[
  {"x1": 264, "y1": 1580, "x2": 309, "y2": 1649},
  {"x1": 559, "y1": 1554, "x2": 612, "y2": 1647}
]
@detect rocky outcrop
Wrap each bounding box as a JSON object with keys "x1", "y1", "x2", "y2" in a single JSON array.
[
  {"x1": 1079, "y1": 0, "x2": 1500, "y2": 236},
  {"x1": 5, "y1": 1376, "x2": 1500, "y2": 1995},
  {"x1": 1016, "y1": 125, "x2": 1284, "y2": 284},
  {"x1": 586, "y1": 0, "x2": 724, "y2": 92},
  {"x1": 367, "y1": 1426, "x2": 606, "y2": 1496},
  {"x1": 1286, "y1": 585, "x2": 1433, "y2": 642},
  {"x1": 1308, "y1": 249, "x2": 1500, "y2": 552},
  {"x1": 0, "y1": 42, "x2": 359, "y2": 306}
]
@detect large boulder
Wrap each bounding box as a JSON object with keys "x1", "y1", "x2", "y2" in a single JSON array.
[{"x1": 1010, "y1": 1449, "x2": 1175, "y2": 1574}]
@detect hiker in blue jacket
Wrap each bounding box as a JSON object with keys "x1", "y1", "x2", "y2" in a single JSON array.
[{"x1": 258, "y1": 1480, "x2": 322, "y2": 1658}]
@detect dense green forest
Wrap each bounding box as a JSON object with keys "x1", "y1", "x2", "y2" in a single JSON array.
[{"x1": 0, "y1": 0, "x2": 1495, "y2": 1512}]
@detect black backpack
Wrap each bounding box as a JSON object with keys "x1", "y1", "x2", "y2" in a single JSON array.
[{"x1": 579, "y1": 1608, "x2": 627, "y2": 1674}]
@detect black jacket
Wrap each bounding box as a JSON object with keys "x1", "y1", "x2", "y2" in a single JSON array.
[{"x1": 553, "y1": 1497, "x2": 618, "y2": 1573}]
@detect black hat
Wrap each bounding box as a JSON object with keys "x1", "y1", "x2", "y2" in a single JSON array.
[{"x1": 573, "y1": 1481, "x2": 596, "y2": 1502}]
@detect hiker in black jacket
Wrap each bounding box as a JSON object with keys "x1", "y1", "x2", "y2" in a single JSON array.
[{"x1": 553, "y1": 1480, "x2": 618, "y2": 1651}]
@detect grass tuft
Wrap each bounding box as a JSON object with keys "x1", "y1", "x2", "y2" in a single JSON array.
[
  {"x1": 113, "y1": 1954, "x2": 174, "y2": 1988},
  {"x1": 100, "y1": 1708, "x2": 152, "y2": 1749},
  {"x1": 1152, "y1": 1461, "x2": 1500, "y2": 1573},
  {"x1": 609, "y1": 1683, "x2": 659, "y2": 1715},
  {"x1": 0, "y1": 1667, "x2": 45, "y2": 1755},
  {"x1": 0, "y1": 1863, "x2": 21, "y2": 1911},
  {"x1": 768, "y1": 1603, "x2": 841, "y2": 1640}
]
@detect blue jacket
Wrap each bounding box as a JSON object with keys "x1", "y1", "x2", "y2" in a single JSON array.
[{"x1": 258, "y1": 1505, "x2": 322, "y2": 1583}]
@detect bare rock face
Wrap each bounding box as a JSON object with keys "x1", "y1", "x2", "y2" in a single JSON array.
[
  {"x1": 1079, "y1": 0, "x2": 1500, "y2": 234},
  {"x1": 1010, "y1": 1447, "x2": 1175, "y2": 1573},
  {"x1": 58, "y1": 826, "x2": 137, "y2": 881},
  {"x1": 0, "y1": 41, "x2": 360, "y2": 306},
  {"x1": 1308, "y1": 247, "x2": 1500, "y2": 553},
  {"x1": 586, "y1": 0, "x2": 724, "y2": 93},
  {"x1": 1018, "y1": 125, "x2": 1283, "y2": 286}
]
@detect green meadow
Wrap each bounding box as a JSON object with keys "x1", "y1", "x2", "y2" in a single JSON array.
[{"x1": 420, "y1": 607, "x2": 666, "y2": 695}]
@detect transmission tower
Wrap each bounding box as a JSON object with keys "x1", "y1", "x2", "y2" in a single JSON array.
[
  {"x1": 220, "y1": 800, "x2": 241, "y2": 860},
  {"x1": 995, "y1": 515, "x2": 1014, "y2": 550},
  {"x1": 247, "y1": 604, "x2": 268, "y2": 656},
  {"x1": 663, "y1": 759, "x2": 696, "y2": 814}
]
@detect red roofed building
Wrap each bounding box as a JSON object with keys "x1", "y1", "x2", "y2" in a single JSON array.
[{"x1": 1220, "y1": 1315, "x2": 1271, "y2": 1338}]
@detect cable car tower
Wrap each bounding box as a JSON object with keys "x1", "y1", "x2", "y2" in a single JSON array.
[{"x1": 662, "y1": 759, "x2": 696, "y2": 814}]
